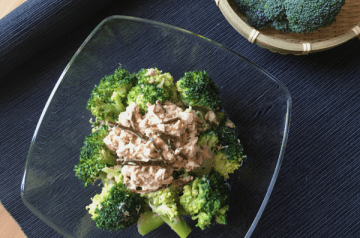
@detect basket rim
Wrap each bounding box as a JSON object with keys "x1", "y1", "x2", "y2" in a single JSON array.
[{"x1": 217, "y1": 0, "x2": 360, "y2": 54}]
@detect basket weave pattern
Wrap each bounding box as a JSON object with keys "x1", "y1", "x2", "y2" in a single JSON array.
[{"x1": 217, "y1": 0, "x2": 360, "y2": 54}]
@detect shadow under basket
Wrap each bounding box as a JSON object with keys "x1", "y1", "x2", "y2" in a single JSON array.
[{"x1": 216, "y1": 0, "x2": 360, "y2": 55}]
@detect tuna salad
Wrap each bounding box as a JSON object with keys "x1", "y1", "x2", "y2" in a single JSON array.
[
  {"x1": 74, "y1": 66, "x2": 246, "y2": 238},
  {"x1": 105, "y1": 101, "x2": 211, "y2": 192}
]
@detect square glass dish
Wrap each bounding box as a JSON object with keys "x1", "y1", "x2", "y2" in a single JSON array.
[{"x1": 21, "y1": 16, "x2": 291, "y2": 238}]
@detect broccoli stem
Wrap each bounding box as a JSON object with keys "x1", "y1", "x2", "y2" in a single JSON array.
[
  {"x1": 98, "y1": 102, "x2": 119, "y2": 111},
  {"x1": 178, "y1": 205, "x2": 189, "y2": 216},
  {"x1": 159, "y1": 214, "x2": 192, "y2": 238},
  {"x1": 100, "y1": 148, "x2": 117, "y2": 165},
  {"x1": 137, "y1": 210, "x2": 165, "y2": 236},
  {"x1": 111, "y1": 92, "x2": 126, "y2": 111}
]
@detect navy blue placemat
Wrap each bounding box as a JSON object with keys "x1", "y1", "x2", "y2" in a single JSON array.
[{"x1": 0, "y1": 0, "x2": 359, "y2": 237}]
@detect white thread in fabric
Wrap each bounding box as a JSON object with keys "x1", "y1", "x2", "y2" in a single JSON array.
[
  {"x1": 215, "y1": 0, "x2": 220, "y2": 6},
  {"x1": 248, "y1": 29, "x2": 260, "y2": 44},
  {"x1": 302, "y1": 43, "x2": 311, "y2": 55},
  {"x1": 352, "y1": 26, "x2": 360, "y2": 36}
]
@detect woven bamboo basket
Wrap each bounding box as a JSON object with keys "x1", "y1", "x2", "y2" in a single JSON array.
[{"x1": 215, "y1": 0, "x2": 360, "y2": 55}]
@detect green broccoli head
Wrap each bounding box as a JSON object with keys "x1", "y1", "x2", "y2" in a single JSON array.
[
  {"x1": 212, "y1": 123, "x2": 245, "y2": 178},
  {"x1": 213, "y1": 151, "x2": 242, "y2": 179},
  {"x1": 127, "y1": 84, "x2": 169, "y2": 114},
  {"x1": 284, "y1": 0, "x2": 345, "y2": 33},
  {"x1": 74, "y1": 126, "x2": 117, "y2": 186},
  {"x1": 86, "y1": 66, "x2": 137, "y2": 122},
  {"x1": 194, "y1": 131, "x2": 220, "y2": 177},
  {"x1": 137, "y1": 68, "x2": 178, "y2": 102},
  {"x1": 234, "y1": 0, "x2": 345, "y2": 33},
  {"x1": 215, "y1": 123, "x2": 245, "y2": 162},
  {"x1": 100, "y1": 166, "x2": 124, "y2": 185},
  {"x1": 87, "y1": 182, "x2": 146, "y2": 231},
  {"x1": 215, "y1": 205, "x2": 229, "y2": 225},
  {"x1": 197, "y1": 120, "x2": 245, "y2": 179},
  {"x1": 198, "y1": 130, "x2": 219, "y2": 149},
  {"x1": 198, "y1": 130, "x2": 219, "y2": 158},
  {"x1": 142, "y1": 185, "x2": 180, "y2": 222},
  {"x1": 179, "y1": 172, "x2": 230, "y2": 230},
  {"x1": 176, "y1": 71, "x2": 221, "y2": 111},
  {"x1": 263, "y1": 0, "x2": 287, "y2": 20}
]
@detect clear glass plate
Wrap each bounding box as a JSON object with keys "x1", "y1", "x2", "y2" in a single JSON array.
[{"x1": 21, "y1": 16, "x2": 291, "y2": 238}]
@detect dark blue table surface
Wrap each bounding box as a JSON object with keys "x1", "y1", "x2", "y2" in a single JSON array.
[{"x1": 0, "y1": 0, "x2": 359, "y2": 237}]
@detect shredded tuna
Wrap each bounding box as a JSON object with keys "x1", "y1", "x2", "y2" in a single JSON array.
[
  {"x1": 144, "y1": 68, "x2": 158, "y2": 77},
  {"x1": 172, "y1": 176, "x2": 194, "y2": 188},
  {"x1": 225, "y1": 119, "x2": 235, "y2": 128},
  {"x1": 121, "y1": 165, "x2": 173, "y2": 191},
  {"x1": 205, "y1": 110, "x2": 219, "y2": 125},
  {"x1": 104, "y1": 101, "x2": 211, "y2": 192}
]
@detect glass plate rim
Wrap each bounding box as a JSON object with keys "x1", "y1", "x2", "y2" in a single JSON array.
[{"x1": 21, "y1": 15, "x2": 292, "y2": 238}]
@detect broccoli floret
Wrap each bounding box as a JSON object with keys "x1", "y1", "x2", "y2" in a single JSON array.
[
  {"x1": 284, "y1": 0, "x2": 345, "y2": 33},
  {"x1": 215, "y1": 111, "x2": 227, "y2": 124},
  {"x1": 74, "y1": 126, "x2": 117, "y2": 186},
  {"x1": 235, "y1": 0, "x2": 263, "y2": 12},
  {"x1": 100, "y1": 166, "x2": 124, "y2": 185},
  {"x1": 137, "y1": 68, "x2": 178, "y2": 102},
  {"x1": 246, "y1": 10, "x2": 272, "y2": 29},
  {"x1": 197, "y1": 120, "x2": 245, "y2": 179},
  {"x1": 86, "y1": 65, "x2": 137, "y2": 123},
  {"x1": 142, "y1": 186, "x2": 179, "y2": 222},
  {"x1": 213, "y1": 151, "x2": 242, "y2": 179},
  {"x1": 142, "y1": 186, "x2": 192, "y2": 238},
  {"x1": 127, "y1": 84, "x2": 169, "y2": 114},
  {"x1": 179, "y1": 172, "x2": 230, "y2": 230},
  {"x1": 213, "y1": 123, "x2": 245, "y2": 178},
  {"x1": 215, "y1": 123, "x2": 245, "y2": 162},
  {"x1": 234, "y1": 0, "x2": 345, "y2": 33},
  {"x1": 86, "y1": 182, "x2": 146, "y2": 231},
  {"x1": 198, "y1": 130, "x2": 219, "y2": 149},
  {"x1": 176, "y1": 71, "x2": 221, "y2": 111},
  {"x1": 195, "y1": 131, "x2": 220, "y2": 177},
  {"x1": 215, "y1": 205, "x2": 229, "y2": 225}
]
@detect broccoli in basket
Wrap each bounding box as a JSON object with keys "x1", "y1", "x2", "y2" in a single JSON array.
[{"x1": 234, "y1": 0, "x2": 346, "y2": 33}]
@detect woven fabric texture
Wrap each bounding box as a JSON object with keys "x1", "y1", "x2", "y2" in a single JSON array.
[{"x1": 0, "y1": 0, "x2": 359, "y2": 237}]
